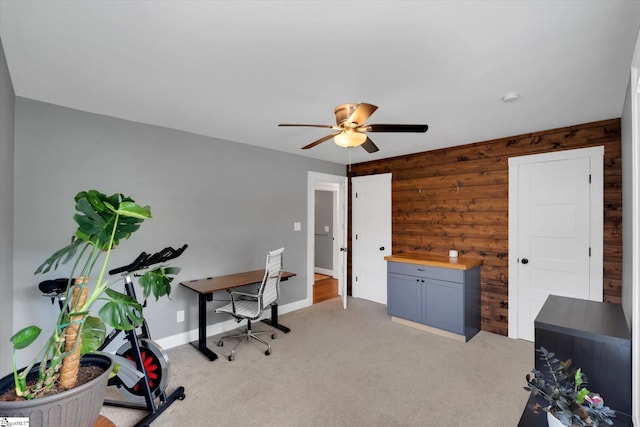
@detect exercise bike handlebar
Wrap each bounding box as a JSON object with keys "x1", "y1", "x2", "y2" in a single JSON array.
[{"x1": 108, "y1": 244, "x2": 188, "y2": 275}]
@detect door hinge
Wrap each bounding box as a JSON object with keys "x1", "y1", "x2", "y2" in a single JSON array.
[
  {"x1": 355, "y1": 192, "x2": 358, "y2": 198},
  {"x1": 355, "y1": 276, "x2": 358, "y2": 282},
  {"x1": 589, "y1": 174, "x2": 592, "y2": 184},
  {"x1": 589, "y1": 247, "x2": 591, "y2": 257},
  {"x1": 355, "y1": 234, "x2": 358, "y2": 240}
]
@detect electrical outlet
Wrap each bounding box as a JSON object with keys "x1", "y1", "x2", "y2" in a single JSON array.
[{"x1": 176, "y1": 310, "x2": 184, "y2": 323}]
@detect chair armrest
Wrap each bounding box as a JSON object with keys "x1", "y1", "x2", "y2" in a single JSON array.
[{"x1": 230, "y1": 291, "x2": 259, "y2": 299}]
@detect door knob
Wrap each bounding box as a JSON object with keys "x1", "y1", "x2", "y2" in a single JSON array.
[
  {"x1": 521, "y1": 258, "x2": 529, "y2": 264},
  {"x1": 379, "y1": 246, "x2": 385, "y2": 251}
]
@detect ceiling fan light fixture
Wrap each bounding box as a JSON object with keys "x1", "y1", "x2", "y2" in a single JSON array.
[{"x1": 334, "y1": 130, "x2": 367, "y2": 148}]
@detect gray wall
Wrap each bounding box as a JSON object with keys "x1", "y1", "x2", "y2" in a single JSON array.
[
  {"x1": 314, "y1": 190, "x2": 333, "y2": 271},
  {"x1": 12, "y1": 98, "x2": 344, "y2": 362},
  {"x1": 0, "y1": 38, "x2": 16, "y2": 375}
]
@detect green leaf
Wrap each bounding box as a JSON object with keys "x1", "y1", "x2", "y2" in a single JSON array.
[
  {"x1": 99, "y1": 288, "x2": 144, "y2": 330},
  {"x1": 85, "y1": 189, "x2": 108, "y2": 213},
  {"x1": 138, "y1": 266, "x2": 181, "y2": 301},
  {"x1": 80, "y1": 316, "x2": 107, "y2": 354},
  {"x1": 163, "y1": 266, "x2": 181, "y2": 275},
  {"x1": 34, "y1": 239, "x2": 84, "y2": 274},
  {"x1": 72, "y1": 191, "x2": 151, "y2": 250},
  {"x1": 11, "y1": 325, "x2": 42, "y2": 350},
  {"x1": 575, "y1": 387, "x2": 590, "y2": 404},
  {"x1": 115, "y1": 201, "x2": 152, "y2": 219}
]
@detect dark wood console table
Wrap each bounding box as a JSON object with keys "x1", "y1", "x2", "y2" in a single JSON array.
[{"x1": 518, "y1": 295, "x2": 632, "y2": 426}]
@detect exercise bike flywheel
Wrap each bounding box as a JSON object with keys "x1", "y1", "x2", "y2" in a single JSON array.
[{"x1": 115, "y1": 338, "x2": 170, "y2": 404}]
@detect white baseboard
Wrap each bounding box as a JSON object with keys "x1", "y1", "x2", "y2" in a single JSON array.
[{"x1": 155, "y1": 298, "x2": 310, "y2": 350}]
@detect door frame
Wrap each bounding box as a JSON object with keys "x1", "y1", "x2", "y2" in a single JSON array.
[
  {"x1": 307, "y1": 172, "x2": 348, "y2": 309},
  {"x1": 507, "y1": 146, "x2": 604, "y2": 339},
  {"x1": 629, "y1": 29, "x2": 640, "y2": 427}
]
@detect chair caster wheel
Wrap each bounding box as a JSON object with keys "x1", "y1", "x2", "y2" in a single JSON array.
[
  {"x1": 217, "y1": 340, "x2": 223, "y2": 347},
  {"x1": 271, "y1": 333, "x2": 277, "y2": 339},
  {"x1": 228, "y1": 354, "x2": 235, "y2": 361},
  {"x1": 265, "y1": 350, "x2": 271, "y2": 356}
]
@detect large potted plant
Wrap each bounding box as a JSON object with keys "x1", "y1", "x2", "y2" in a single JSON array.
[
  {"x1": 0, "y1": 190, "x2": 181, "y2": 426},
  {"x1": 524, "y1": 346, "x2": 616, "y2": 427}
]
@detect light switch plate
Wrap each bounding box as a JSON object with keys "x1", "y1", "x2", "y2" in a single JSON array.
[{"x1": 294, "y1": 222, "x2": 302, "y2": 231}]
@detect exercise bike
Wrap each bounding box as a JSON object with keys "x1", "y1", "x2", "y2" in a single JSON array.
[{"x1": 39, "y1": 244, "x2": 188, "y2": 427}]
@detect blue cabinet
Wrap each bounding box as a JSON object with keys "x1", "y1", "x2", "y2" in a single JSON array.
[
  {"x1": 386, "y1": 256, "x2": 481, "y2": 342},
  {"x1": 387, "y1": 273, "x2": 422, "y2": 323},
  {"x1": 423, "y1": 278, "x2": 463, "y2": 334}
]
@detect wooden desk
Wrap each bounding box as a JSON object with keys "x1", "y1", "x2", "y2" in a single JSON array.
[{"x1": 180, "y1": 270, "x2": 296, "y2": 361}]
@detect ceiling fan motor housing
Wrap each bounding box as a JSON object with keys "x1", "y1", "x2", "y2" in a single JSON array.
[{"x1": 334, "y1": 103, "x2": 360, "y2": 126}]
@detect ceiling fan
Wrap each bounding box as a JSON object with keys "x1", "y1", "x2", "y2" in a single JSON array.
[{"x1": 278, "y1": 103, "x2": 428, "y2": 153}]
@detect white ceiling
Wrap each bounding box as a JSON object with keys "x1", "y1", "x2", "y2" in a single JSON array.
[{"x1": 1, "y1": 1, "x2": 639, "y2": 165}]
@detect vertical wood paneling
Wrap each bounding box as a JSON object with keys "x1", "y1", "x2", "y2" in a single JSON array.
[{"x1": 347, "y1": 119, "x2": 622, "y2": 336}]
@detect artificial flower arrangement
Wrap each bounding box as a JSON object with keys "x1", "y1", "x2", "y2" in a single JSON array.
[{"x1": 524, "y1": 346, "x2": 616, "y2": 426}]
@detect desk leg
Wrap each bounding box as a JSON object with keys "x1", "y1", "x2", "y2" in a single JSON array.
[
  {"x1": 190, "y1": 293, "x2": 218, "y2": 361},
  {"x1": 261, "y1": 303, "x2": 291, "y2": 333}
]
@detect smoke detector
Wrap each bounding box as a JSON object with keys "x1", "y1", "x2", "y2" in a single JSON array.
[{"x1": 501, "y1": 93, "x2": 520, "y2": 103}]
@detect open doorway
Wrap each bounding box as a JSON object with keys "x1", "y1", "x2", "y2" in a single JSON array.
[
  {"x1": 313, "y1": 190, "x2": 339, "y2": 303},
  {"x1": 306, "y1": 172, "x2": 348, "y2": 309}
]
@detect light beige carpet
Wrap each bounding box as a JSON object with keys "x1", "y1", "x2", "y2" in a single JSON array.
[{"x1": 100, "y1": 297, "x2": 534, "y2": 426}]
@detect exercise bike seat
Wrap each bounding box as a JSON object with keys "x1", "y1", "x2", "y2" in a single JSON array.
[{"x1": 38, "y1": 278, "x2": 74, "y2": 295}]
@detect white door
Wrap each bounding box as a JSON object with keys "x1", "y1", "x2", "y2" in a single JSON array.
[
  {"x1": 352, "y1": 173, "x2": 392, "y2": 305},
  {"x1": 508, "y1": 147, "x2": 603, "y2": 341}
]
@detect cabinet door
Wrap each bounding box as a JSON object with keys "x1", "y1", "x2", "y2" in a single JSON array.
[
  {"x1": 423, "y1": 279, "x2": 463, "y2": 334},
  {"x1": 387, "y1": 273, "x2": 421, "y2": 323}
]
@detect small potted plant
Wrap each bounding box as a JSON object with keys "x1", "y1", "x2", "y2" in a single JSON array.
[
  {"x1": 524, "y1": 346, "x2": 616, "y2": 427},
  {"x1": 0, "y1": 190, "x2": 181, "y2": 426}
]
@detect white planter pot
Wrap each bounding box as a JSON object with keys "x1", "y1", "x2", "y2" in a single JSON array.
[{"x1": 547, "y1": 411, "x2": 566, "y2": 427}]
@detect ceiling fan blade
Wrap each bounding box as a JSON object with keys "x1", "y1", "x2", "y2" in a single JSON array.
[
  {"x1": 367, "y1": 124, "x2": 429, "y2": 133},
  {"x1": 348, "y1": 103, "x2": 378, "y2": 125},
  {"x1": 301, "y1": 132, "x2": 342, "y2": 150},
  {"x1": 361, "y1": 137, "x2": 379, "y2": 153},
  {"x1": 278, "y1": 124, "x2": 335, "y2": 129}
]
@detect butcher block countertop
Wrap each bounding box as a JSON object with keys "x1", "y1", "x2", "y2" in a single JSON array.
[{"x1": 384, "y1": 253, "x2": 483, "y2": 270}]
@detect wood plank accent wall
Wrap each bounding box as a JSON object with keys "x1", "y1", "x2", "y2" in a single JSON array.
[{"x1": 347, "y1": 118, "x2": 622, "y2": 337}]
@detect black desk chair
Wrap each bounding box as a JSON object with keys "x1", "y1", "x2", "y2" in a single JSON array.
[{"x1": 215, "y1": 247, "x2": 284, "y2": 361}]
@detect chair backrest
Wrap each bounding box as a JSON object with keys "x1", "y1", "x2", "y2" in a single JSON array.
[{"x1": 259, "y1": 247, "x2": 284, "y2": 309}]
